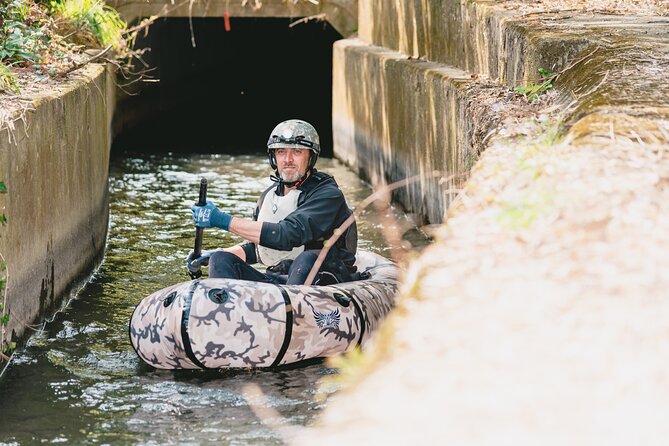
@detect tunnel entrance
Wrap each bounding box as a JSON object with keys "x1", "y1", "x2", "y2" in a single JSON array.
[{"x1": 112, "y1": 17, "x2": 342, "y2": 155}]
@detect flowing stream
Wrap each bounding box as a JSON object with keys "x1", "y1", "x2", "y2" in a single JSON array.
[{"x1": 0, "y1": 152, "x2": 424, "y2": 445}]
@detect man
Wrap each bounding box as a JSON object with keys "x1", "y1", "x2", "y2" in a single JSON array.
[{"x1": 187, "y1": 119, "x2": 358, "y2": 285}]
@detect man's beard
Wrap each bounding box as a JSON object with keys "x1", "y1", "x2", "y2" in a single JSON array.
[{"x1": 279, "y1": 167, "x2": 304, "y2": 183}]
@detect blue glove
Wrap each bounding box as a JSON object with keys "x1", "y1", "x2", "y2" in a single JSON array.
[
  {"x1": 186, "y1": 249, "x2": 214, "y2": 274},
  {"x1": 191, "y1": 200, "x2": 232, "y2": 230}
]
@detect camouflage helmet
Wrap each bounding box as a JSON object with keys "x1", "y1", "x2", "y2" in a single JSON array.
[{"x1": 267, "y1": 119, "x2": 320, "y2": 170}]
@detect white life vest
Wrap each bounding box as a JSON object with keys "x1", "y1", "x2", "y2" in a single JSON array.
[{"x1": 256, "y1": 188, "x2": 304, "y2": 266}]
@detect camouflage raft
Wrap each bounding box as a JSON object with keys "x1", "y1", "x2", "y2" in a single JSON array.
[{"x1": 129, "y1": 249, "x2": 398, "y2": 369}]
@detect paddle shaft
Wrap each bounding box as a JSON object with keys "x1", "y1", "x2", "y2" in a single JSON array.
[{"x1": 191, "y1": 178, "x2": 207, "y2": 278}]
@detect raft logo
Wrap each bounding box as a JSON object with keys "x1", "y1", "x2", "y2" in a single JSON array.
[{"x1": 313, "y1": 308, "x2": 340, "y2": 330}]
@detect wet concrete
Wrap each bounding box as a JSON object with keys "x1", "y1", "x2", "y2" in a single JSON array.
[{"x1": 0, "y1": 64, "x2": 115, "y2": 352}]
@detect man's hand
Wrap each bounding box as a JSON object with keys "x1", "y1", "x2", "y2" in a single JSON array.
[
  {"x1": 186, "y1": 249, "x2": 215, "y2": 274},
  {"x1": 192, "y1": 200, "x2": 232, "y2": 230}
]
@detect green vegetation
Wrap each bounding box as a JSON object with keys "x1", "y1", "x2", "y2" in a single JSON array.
[
  {"x1": 496, "y1": 118, "x2": 564, "y2": 230},
  {"x1": 0, "y1": 0, "x2": 128, "y2": 85},
  {"x1": 52, "y1": 0, "x2": 127, "y2": 51},
  {"x1": 0, "y1": 0, "x2": 51, "y2": 64},
  {"x1": 0, "y1": 62, "x2": 20, "y2": 94},
  {"x1": 515, "y1": 68, "x2": 557, "y2": 101},
  {"x1": 497, "y1": 193, "x2": 552, "y2": 229}
]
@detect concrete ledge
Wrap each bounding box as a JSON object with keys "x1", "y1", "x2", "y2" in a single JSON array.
[
  {"x1": 307, "y1": 0, "x2": 669, "y2": 443},
  {"x1": 335, "y1": 0, "x2": 669, "y2": 222},
  {"x1": 110, "y1": 0, "x2": 358, "y2": 37},
  {"x1": 333, "y1": 39, "x2": 499, "y2": 223},
  {"x1": 109, "y1": 0, "x2": 318, "y2": 21},
  {"x1": 0, "y1": 64, "x2": 114, "y2": 349}
]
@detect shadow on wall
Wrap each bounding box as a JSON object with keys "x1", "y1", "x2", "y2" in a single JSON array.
[{"x1": 113, "y1": 17, "x2": 342, "y2": 155}]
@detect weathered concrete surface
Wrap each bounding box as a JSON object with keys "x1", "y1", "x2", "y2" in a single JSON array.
[
  {"x1": 109, "y1": 0, "x2": 317, "y2": 19},
  {"x1": 294, "y1": 0, "x2": 669, "y2": 444},
  {"x1": 332, "y1": 39, "x2": 499, "y2": 224},
  {"x1": 336, "y1": 0, "x2": 669, "y2": 221},
  {"x1": 0, "y1": 64, "x2": 114, "y2": 350},
  {"x1": 109, "y1": 0, "x2": 357, "y2": 37}
]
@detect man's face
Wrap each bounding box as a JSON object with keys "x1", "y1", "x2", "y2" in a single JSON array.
[{"x1": 275, "y1": 148, "x2": 310, "y2": 183}]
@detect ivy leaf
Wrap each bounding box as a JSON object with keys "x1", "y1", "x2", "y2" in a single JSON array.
[
  {"x1": 0, "y1": 182, "x2": 6, "y2": 193},
  {"x1": 0, "y1": 214, "x2": 6, "y2": 225},
  {"x1": 537, "y1": 67, "x2": 553, "y2": 78},
  {"x1": 0, "y1": 314, "x2": 9, "y2": 327}
]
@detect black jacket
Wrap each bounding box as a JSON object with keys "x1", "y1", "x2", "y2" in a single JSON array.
[{"x1": 241, "y1": 170, "x2": 357, "y2": 268}]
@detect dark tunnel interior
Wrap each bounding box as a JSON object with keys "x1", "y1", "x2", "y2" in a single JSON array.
[{"x1": 112, "y1": 17, "x2": 342, "y2": 156}]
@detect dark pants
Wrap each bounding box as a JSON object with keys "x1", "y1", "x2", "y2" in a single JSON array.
[{"x1": 208, "y1": 250, "x2": 320, "y2": 285}]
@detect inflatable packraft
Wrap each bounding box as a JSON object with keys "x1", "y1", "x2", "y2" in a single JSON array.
[{"x1": 129, "y1": 249, "x2": 398, "y2": 369}]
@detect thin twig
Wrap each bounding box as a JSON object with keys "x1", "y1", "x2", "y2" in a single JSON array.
[
  {"x1": 242, "y1": 383, "x2": 299, "y2": 441},
  {"x1": 189, "y1": 0, "x2": 197, "y2": 48},
  {"x1": 511, "y1": 45, "x2": 602, "y2": 87},
  {"x1": 553, "y1": 45, "x2": 602, "y2": 83},
  {"x1": 304, "y1": 171, "x2": 455, "y2": 286},
  {"x1": 289, "y1": 13, "x2": 327, "y2": 27},
  {"x1": 123, "y1": 16, "x2": 161, "y2": 36},
  {"x1": 59, "y1": 45, "x2": 113, "y2": 76}
]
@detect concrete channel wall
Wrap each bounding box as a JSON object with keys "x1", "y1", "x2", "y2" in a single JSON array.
[
  {"x1": 333, "y1": 0, "x2": 669, "y2": 222},
  {"x1": 299, "y1": 1, "x2": 669, "y2": 444},
  {"x1": 333, "y1": 0, "x2": 590, "y2": 224},
  {"x1": 0, "y1": 64, "x2": 115, "y2": 350}
]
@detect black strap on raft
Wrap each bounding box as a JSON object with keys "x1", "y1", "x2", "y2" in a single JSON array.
[
  {"x1": 181, "y1": 280, "x2": 207, "y2": 369},
  {"x1": 332, "y1": 286, "x2": 365, "y2": 348},
  {"x1": 270, "y1": 287, "x2": 294, "y2": 368}
]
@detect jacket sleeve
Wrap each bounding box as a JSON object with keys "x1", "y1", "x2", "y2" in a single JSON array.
[{"x1": 259, "y1": 185, "x2": 348, "y2": 251}]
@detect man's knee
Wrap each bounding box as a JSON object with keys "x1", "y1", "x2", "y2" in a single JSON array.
[
  {"x1": 286, "y1": 250, "x2": 320, "y2": 285},
  {"x1": 209, "y1": 251, "x2": 242, "y2": 278},
  {"x1": 292, "y1": 250, "x2": 319, "y2": 269},
  {"x1": 210, "y1": 250, "x2": 240, "y2": 266}
]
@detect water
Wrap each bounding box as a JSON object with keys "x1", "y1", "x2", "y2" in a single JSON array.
[{"x1": 0, "y1": 153, "x2": 422, "y2": 445}]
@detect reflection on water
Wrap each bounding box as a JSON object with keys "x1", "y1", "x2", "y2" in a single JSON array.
[{"x1": 0, "y1": 153, "x2": 422, "y2": 445}]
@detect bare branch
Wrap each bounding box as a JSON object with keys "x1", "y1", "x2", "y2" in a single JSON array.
[
  {"x1": 242, "y1": 383, "x2": 299, "y2": 441},
  {"x1": 289, "y1": 13, "x2": 327, "y2": 28},
  {"x1": 58, "y1": 45, "x2": 113, "y2": 76},
  {"x1": 304, "y1": 170, "x2": 456, "y2": 286}
]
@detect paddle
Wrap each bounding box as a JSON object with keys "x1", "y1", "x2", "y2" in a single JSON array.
[{"x1": 189, "y1": 178, "x2": 208, "y2": 279}]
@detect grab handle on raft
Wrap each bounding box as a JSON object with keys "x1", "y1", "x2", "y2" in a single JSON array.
[{"x1": 190, "y1": 178, "x2": 208, "y2": 279}]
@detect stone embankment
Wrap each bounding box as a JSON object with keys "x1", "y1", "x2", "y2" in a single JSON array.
[
  {"x1": 0, "y1": 64, "x2": 114, "y2": 353},
  {"x1": 296, "y1": 1, "x2": 669, "y2": 444}
]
